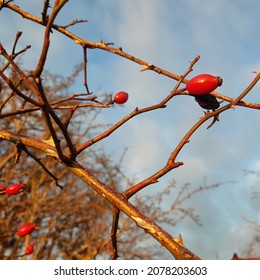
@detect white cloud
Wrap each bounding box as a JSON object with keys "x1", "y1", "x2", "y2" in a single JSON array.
[
  {"x1": 124, "y1": 118, "x2": 163, "y2": 174},
  {"x1": 116, "y1": 0, "x2": 161, "y2": 54}
]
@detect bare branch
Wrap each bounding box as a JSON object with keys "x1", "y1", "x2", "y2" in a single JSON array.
[
  {"x1": 4, "y1": 2, "x2": 260, "y2": 110},
  {"x1": 67, "y1": 160, "x2": 200, "y2": 260},
  {"x1": 0, "y1": 44, "x2": 43, "y2": 103},
  {"x1": 62, "y1": 19, "x2": 88, "y2": 29},
  {"x1": 76, "y1": 55, "x2": 199, "y2": 155},
  {"x1": 1, "y1": 2, "x2": 259, "y2": 260},
  {"x1": 231, "y1": 71, "x2": 260, "y2": 108},
  {"x1": 19, "y1": 143, "x2": 64, "y2": 189},
  {"x1": 11, "y1": 31, "x2": 22, "y2": 54},
  {"x1": 34, "y1": 0, "x2": 68, "y2": 78},
  {"x1": 42, "y1": 0, "x2": 50, "y2": 25},
  {"x1": 110, "y1": 208, "x2": 120, "y2": 260},
  {"x1": 83, "y1": 46, "x2": 91, "y2": 94},
  {"x1": 0, "y1": 129, "x2": 58, "y2": 157}
]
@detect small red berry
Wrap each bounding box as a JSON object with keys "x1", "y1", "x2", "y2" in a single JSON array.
[
  {"x1": 16, "y1": 223, "x2": 36, "y2": 237},
  {"x1": 186, "y1": 74, "x2": 223, "y2": 95},
  {"x1": 113, "y1": 91, "x2": 129, "y2": 104},
  {"x1": 5, "y1": 183, "x2": 25, "y2": 195},
  {"x1": 24, "y1": 243, "x2": 34, "y2": 255}
]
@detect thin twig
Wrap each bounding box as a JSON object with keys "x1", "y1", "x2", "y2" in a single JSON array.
[
  {"x1": 62, "y1": 19, "x2": 88, "y2": 29},
  {"x1": 77, "y1": 56, "x2": 199, "y2": 155},
  {"x1": 231, "y1": 71, "x2": 260, "y2": 108},
  {"x1": 169, "y1": 72, "x2": 260, "y2": 163},
  {"x1": 0, "y1": 44, "x2": 43, "y2": 103},
  {"x1": 110, "y1": 208, "x2": 120, "y2": 259},
  {"x1": 0, "y1": 92, "x2": 15, "y2": 114},
  {"x1": 11, "y1": 31, "x2": 22, "y2": 54},
  {"x1": 0, "y1": 99, "x2": 109, "y2": 119},
  {"x1": 110, "y1": 68, "x2": 260, "y2": 258},
  {"x1": 33, "y1": 78, "x2": 70, "y2": 162},
  {"x1": 67, "y1": 160, "x2": 200, "y2": 260},
  {"x1": 4, "y1": 2, "x2": 260, "y2": 111},
  {"x1": 64, "y1": 105, "x2": 78, "y2": 129},
  {"x1": 1, "y1": 35, "x2": 31, "y2": 73},
  {"x1": 34, "y1": 0, "x2": 68, "y2": 77},
  {"x1": 0, "y1": 70, "x2": 39, "y2": 107},
  {"x1": 17, "y1": 142, "x2": 63, "y2": 189},
  {"x1": 42, "y1": 0, "x2": 50, "y2": 25},
  {"x1": 83, "y1": 46, "x2": 91, "y2": 94},
  {"x1": 32, "y1": 0, "x2": 79, "y2": 161},
  {"x1": 109, "y1": 56, "x2": 200, "y2": 258}
]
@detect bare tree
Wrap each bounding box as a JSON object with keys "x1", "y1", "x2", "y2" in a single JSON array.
[{"x1": 0, "y1": 1, "x2": 259, "y2": 259}]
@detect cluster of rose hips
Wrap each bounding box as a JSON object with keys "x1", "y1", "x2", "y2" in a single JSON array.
[
  {"x1": 111, "y1": 74, "x2": 222, "y2": 109},
  {"x1": 0, "y1": 74, "x2": 221, "y2": 258},
  {"x1": 17, "y1": 223, "x2": 35, "y2": 256},
  {"x1": 1, "y1": 183, "x2": 35, "y2": 257}
]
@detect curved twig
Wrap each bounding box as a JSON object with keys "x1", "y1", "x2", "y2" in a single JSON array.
[{"x1": 76, "y1": 56, "x2": 200, "y2": 155}]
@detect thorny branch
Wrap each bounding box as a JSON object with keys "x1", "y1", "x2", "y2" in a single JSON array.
[
  {"x1": 109, "y1": 60, "x2": 260, "y2": 258},
  {"x1": 16, "y1": 142, "x2": 64, "y2": 189},
  {"x1": 3, "y1": 1, "x2": 260, "y2": 110},
  {"x1": 76, "y1": 55, "x2": 200, "y2": 155},
  {"x1": 0, "y1": 129, "x2": 200, "y2": 259},
  {"x1": 109, "y1": 56, "x2": 199, "y2": 258}
]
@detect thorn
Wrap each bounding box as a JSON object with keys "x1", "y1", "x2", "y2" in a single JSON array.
[
  {"x1": 252, "y1": 71, "x2": 260, "y2": 75},
  {"x1": 231, "y1": 253, "x2": 239, "y2": 260},
  {"x1": 42, "y1": 136, "x2": 55, "y2": 146},
  {"x1": 140, "y1": 64, "x2": 153, "y2": 72},
  {"x1": 207, "y1": 114, "x2": 220, "y2": 129},
  {"x1": 174, "y1": 234, "x2": 184, "y2": 246},
  {"x1": 74, "y1": 39, "x2": 81, "y2": 44}
]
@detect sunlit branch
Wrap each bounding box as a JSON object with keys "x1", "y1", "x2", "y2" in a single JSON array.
[
  {"x1": 76, "y1": 56, "x2": 199, "y2": 155},
  {"x1": 5, "y1": 2, "x2": 260, "y2": 110},
  {"x1": 18, "y1": 142, "x2": 64, "y2": 189}
]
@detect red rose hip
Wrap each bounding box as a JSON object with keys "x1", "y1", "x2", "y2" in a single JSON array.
[
  {"x1": 24, "y1": 243, "x2": 34, "y2": 255},
  {"x1": 113, "y1": 91, "x2": 129, "y2": 104},
  {"x1": 5, "y1": 183, "x2": 25, "y2": 195},
  {"x1": 186, "y1": 74, "x2": 223, "y2": 95},
  {"x1": 16, "y1": 223, "x2": 36, "y2": 237}
]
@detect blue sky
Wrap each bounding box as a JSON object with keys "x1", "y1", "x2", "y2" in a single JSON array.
[{"x1": 1, "y1": 0, "x2": 260, "y2": 259}]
